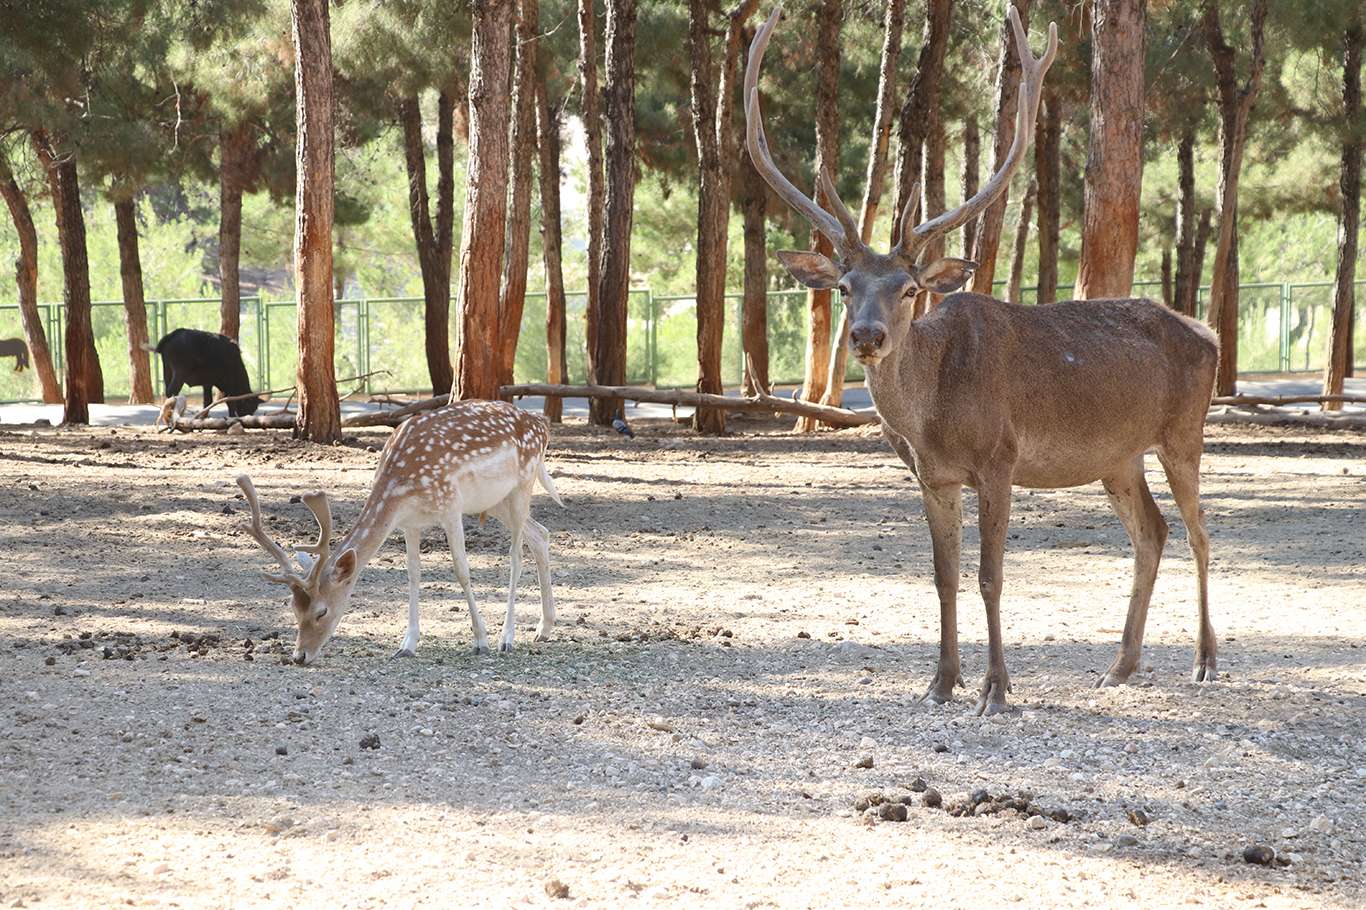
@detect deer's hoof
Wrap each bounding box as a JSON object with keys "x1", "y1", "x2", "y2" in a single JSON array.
[
  {"x1": 391, "y1": 648, "x2": 416, "y2": 660},
  {"x1": 533, "y1": 628, "x2": 552, "y2": 643},
  {"x1": 1192, "y1": 653, "x2": 1218, "y2": 682},
  {"x1": 973, "y1": 675, "x2": 1013, "y2": 717},
  {"x1": 498, "y1": 640, "x2": 515, "y2": 654},
  {"x1": 472, "y1": 642, "x2": 490, "y2": 656}
]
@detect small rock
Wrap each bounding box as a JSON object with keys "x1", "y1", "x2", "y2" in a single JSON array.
[
  {"x1": 1308, "y1": 815, "x2": 1333, "y2": 834},
  {"x1": 690, "y1": 756, "x2": 708, "y2": 770},
  {"x1": 908, "y1": 777, "x2": 928, "y2": 792},
  {"x1": 922, "y1": 788, "x2": 942, "y2": 809},
  {"x1": 1242, "y1": 844, "x2": 1276, "y2": 866},
  {"x1": 359, "y1": 733, "x2": 380, "y2": 750},
  {"x1": 700, "y1": 775, "x2": 721, "y2": 791},
  {"x1": 647, "y1": 717, "x2": 675, "y2": 733},
  {"x1": 544, "y1": 878, "x2": 570, "y2": 900},
  {"x1": 1123, "y1": 742, "x2": 1139, "y2": 754},
  {"x1": 44, "y1": 656, "x2": 55, "y2": 666},
  {"x1": 1115, "y1": 834, "x2": 1138, "y2": 848},
  {"x1": 275, "y1": 745, "x2": 288, "y2": 756},
  {"x1": 797, "y1": 631, "x2": 811, "y2": 639},
  {"x1": 853, "y1": 755, "x2": 874, "y2": 769},
  {"x1": 150, "y1": 862, "x2": 172, "y2": 875},
  {"x1": 879, "y1": 803, "x2": 908, "y2": 822},
  {"x1": 1127, "y1": 808, "x2": 1151, "y2": 827},
  {"x1": 932, "y1": 743, "x2": 949, "y2": 753},
  {"x1": 969, "y1": 789, "x2": 989, "y2": 806},
  {"x1": 72, "y1": 668, "x2": 90, "y2": 678},
  {"x1": 1027, "y1": 815, "x2": 1048, "y2": 830},
  {"x1": 264, "y1": 815, "x2": 295, "y2": 834},
  {"x1": 226, "y1": 421, "x2": 245, "y2": 436}
]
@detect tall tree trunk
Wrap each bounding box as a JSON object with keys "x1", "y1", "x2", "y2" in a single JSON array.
[
  {"x1": 739, "y1": 153, "x2": 769, "y2": 395},
  {"x1": 1034, "y1": 88, "x2": 1060, "y2": 303},
  {"x1": 291, "y1": 0, "x2": 341, "y2": 441},
  {"x1": 589, "y1": 0, "x2": 638, "y2": 426},
  {"x1": 969, "y1": 0, "x2": 1028, "y2": 294},
  {"x1": 825, "y1": 0, "x2": 906, "y2": 408},
  {"x1": 1160, "y1": 246, "x2": 1173, "y2": 308},
  {"x1": 218, "y1": 123, "x2": 253, "y2": 341},
  {"x1": 577, "y1": 0, "x2": 606, "y2": 398},
  {"x1": 1203, "y1": 0, "x2": 1268, "y2": 396},
  {"x1": 794, "y1": 0, "x2": 844, "y2": 433},
  {"x1": 397, "y1": 89, "x2": 456, "y2": 396},
  {"x1": 889, "y1": 0, "x2": 953, "y2": 249},
  {"x1": 114, "y1": 197, "x2": 154, "y2": 403},
  {"x1": 690, "y1": 0, "x2": 759, "y2": 435},
  {"x1": 1075, "y1": 0, "x2": 1145, "y2": 300},
  {"x1": 1173, "y1": 127, "x2": 1199, "y2": 315},
  {"x1": 1191, "y1": 207, "x2": 1212, "y2": 313},
  {"x1": 915, "y1": 108, "x2": 947, "y2": 317},
  {"x1": 33, "y1": 132, "x2": 100, "y2": 422},
  {"x1": 1006, "y1": 178, "x2": 1036, "y2": 303},
  {"x1": 455, "y1": 0, "x2": 515, "y2": 401},
  {"x1": 536, "y1": 79, "x2": 568, "y2": 422},
  {"x1": 1324, "y1": 16, "x2": 1363, "y2": 408},
  {"x1": 0, "y1": 152, "x2": 61, "y2": 403},
  {"x1": 498, "y1": 0, "x2": 541, "y2": 389},
  {"x1": 961, "y1": 118, "x2": 980, "y2": 259}
]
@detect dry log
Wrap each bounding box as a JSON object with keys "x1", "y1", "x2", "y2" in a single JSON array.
[{"x1": 1210, "y1": 394, "x2": 1366, "y2": 408}]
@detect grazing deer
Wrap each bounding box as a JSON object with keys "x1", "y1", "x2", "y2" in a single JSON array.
[
  {"x1": 746, "y1": 6, "x2": 1218, "y2": 714},
  {"x1": 238, "y1": 400, "x2": 563, "y2": 665}
]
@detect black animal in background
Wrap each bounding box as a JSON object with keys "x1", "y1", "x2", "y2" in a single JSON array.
[
  {"x1": 147, "y1": 328, "x2": 263, "y2": 416},
  {"x1": 0, "y1": 338, "x2": 30, "y2": 372}
]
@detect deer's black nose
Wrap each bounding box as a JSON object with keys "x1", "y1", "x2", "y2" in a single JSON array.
[{"x1": 849, "y1": 324, "x2": 886, "y2": 351}]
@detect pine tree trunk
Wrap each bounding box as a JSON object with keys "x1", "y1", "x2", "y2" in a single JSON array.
[
  {"x1": 1203, "y1": 0, "x2": 1267, "y2": 396},
  {"x1": 961, "y1": 118, "x2": 980, "y2": 260},
  {"x1": 0, "y1": 153, "x2": 62, "y2": 403},
  {"x1": 1323, "y1": 16, "x2": 1362, "y2": 408},
  {"x1": 1192, "y1": 208, "x2": 1212, "y2": 313},
  {"x1": 795, "y1": 0, "x2": 844, "y2": 433},
  {"x1": 1173, "y1": 128, "x2": 1199, "y2": 316},
  {"x1": 915, "y1": 108, "x2": 947, "y2": 317},
  {"x1": 1075, "y1": 0, "x2": 1144, "y2": 300},
  {"x1": 590, "y1": 0, "x2": 638, "y2": 427},
  {"x1": 397, "y1": 91, "x2": 455, "y2": 396},
  {"x1": 1006, "y1": 178, "x2": 1036, "y2": 303},
  {"x1": 690, "y1": 0, "x2": 758, "y2": 435},
  {"x1": 455, "y1": 0, "x2": 515, "y2": 401},
  {"x1": 498, "y1": 0, "x2": 541, "y2": 389},
  {"x1": 739, "y1": 153, "x2": 769, "y2": 395},
  {"x1": 889, "y1": 0, "x2": 953, "y2": 249},
  {"x1": 969, "y1": 0, "x2": 1028, "y2": 294},
  {"x1": 33, "y1": 132, "x2": 101, "y2": 422},
  {"x1": 1160, "y1": 246, "x2": 1173, "y2": 308},
  {"x1": 577, "y1": 0, "x2": 606, "y2": 397},
  {"x1": 291, "y1": 0, "x2": 341, "y2": 441},
  {"x1": 536, "y1": 79, "x2": 568, "y2": 422},
  {"x1": 218, "y1": 123, "x2": 252, "y2": 341},
  {"x1": 826, "y1": 0, "x2": 906, "y2": 408},
  {"x1": 114, "y1": 197, "x2": 154, "y2": 403},
  {"x1": 1034, "y1": 88, "x2": 1060, "y2": 303}
]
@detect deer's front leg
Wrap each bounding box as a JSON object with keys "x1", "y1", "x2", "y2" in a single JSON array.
[
  {"x1": 974, "y1": 473, "x2": 1014, "y2": 716},
  {"x1": 917, "y1": 481, "x2": 965, "y2": 705},
  {"x1": 394, "y1": 528, "x2": 422, "y2": 658}
]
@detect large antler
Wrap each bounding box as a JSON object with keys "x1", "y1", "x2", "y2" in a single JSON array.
[
  {"x1": 295, "y1": 492, "x2": 334, "y2": 584},
  {"x1": 236, "y1": 476, "x2": 332, "y2": 589},
  {"x1": 744, "y1": 5, "x2": 864, "y2": 261},
  {"x1": 895, "y1": 7, "x2": 1057, "y2": 264}
]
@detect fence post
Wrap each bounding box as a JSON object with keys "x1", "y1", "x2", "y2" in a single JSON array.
[
  {"x1": 1280, "y1": 283, "x2": 1291, "y2": 373},
  {"x1": 361, "y1": 297, "x2": 371, "y2": 394},
  {"x1": 262, "y1": 297, "x2": 272, "y2": 392},
  {"x1": 648, "y1": 289, "x2": 658, "y2": 387},
  {"x1": 254, "y1": 296, "x2": 266, "y2": 391}
]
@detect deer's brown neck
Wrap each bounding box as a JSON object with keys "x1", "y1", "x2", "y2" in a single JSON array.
[{"x1": 863, "y1": 319, "x2": 936, "y2": 420}]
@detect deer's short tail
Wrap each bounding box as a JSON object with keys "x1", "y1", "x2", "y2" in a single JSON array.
[{"x1": 536, "y1": 459, "x2": 564, "y2": 508}]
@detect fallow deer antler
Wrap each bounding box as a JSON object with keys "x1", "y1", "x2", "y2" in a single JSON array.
[
  {"x1": 237, "y1": 475, "x2": 309, "y2": 588},
  {"x1": 295, "y1": 492, "x2": 334, "y2": 585},
  {"x1": 894, "y1": 7, "x2": 1057, "y2": 264}
]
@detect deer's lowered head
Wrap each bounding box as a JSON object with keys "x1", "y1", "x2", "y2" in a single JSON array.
[
  {"x1": 237, "y1": 475, "x2": 358, "y2": 665},
  {"x1": 745, "y1": 5, "x2": 1056, "y2": 366}
]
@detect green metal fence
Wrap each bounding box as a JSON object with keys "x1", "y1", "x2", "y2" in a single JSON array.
[{"x1": 2, "y1": 279, "x2": 1364, "y2": 404}]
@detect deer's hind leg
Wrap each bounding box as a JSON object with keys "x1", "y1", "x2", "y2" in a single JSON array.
[
  {"x1": 522, "y1": 516, "x2": 555, "y2": 641},
  {"x1": 489, "y1": 489, "x2": 532, "y2": 653},
  {"x1": 1097, "y1": 453, "x2": 1168, "y2": 687},
  {"x1": 1157, "y1": 444, "x2": 1216, "y2": 682}
]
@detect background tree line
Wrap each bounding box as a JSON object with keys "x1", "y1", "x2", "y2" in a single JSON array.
[{"x1": 1, "y1": 0, "x2": 1361, "y2": 437}]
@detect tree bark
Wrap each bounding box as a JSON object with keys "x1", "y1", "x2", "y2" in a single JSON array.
[
  {"x1": 33, "y1": 132, "x2": 103, "y2": 419},
  {"x1": 455, "y1": 0, "x2": 515, "y2": 401},
  {"x1": 397, "y1": 89, "x2": 456, "y2": 396},
  {"x1": 913, "y1": 107, "x2": 947, "y2": 318},
  {"x1": 889, "y1": 0, "x2": 953, "y2": 249},
  {"x1": 498, "y1": 0, "x2": 541, "y2": 389},
  {"x1": 969, "y1": 0, "x2": 1028, "y2": 294},
  {"x1": 1173, "y1": 127, "x2": 1199, "y2": 315},
  {"x1": 1324, "y1": 16, "x2": 1362, "y2": 408},
  {"x1": 218, "y1": 123, "x2": 254, "y2": 341},
  {"x1": 0, "y1": 152, "x2": 62, "y2": 403},
  {"x1": 795, "y1": 0, "x2": 844, "y2": 433},
  {"x1": 1006, "y1": 178, "x2": 1036, "y2": 303},
  {"x1": 738, "y1": 152, "x2": 770, "y2": 395},
  {"x1": 535, "y1": 77, "x2": 568, "y2": 422},
  {"x1": 589, "y1": 0, "x2": 637, "y2": 426},
  {"x1": 1203, "y1": 0, "x2": 1268, "y2": 396},
  {"x1": 114, "y1": 197, "x2": 154, "y2": 403},
  {"x1": 1075, "y1": 0, "x2": 1145, "y2": 300},
  {"x1": 690, "y1": 0, "x2": 759, "y2": 435},
  {"x1": 1160, "y1": 245, "x2": 1173, "y2": 308},
  {"x1": 961, "y1": 118, "x2": 980, "y2": 260},
  {"x1": 825, "y1": 0, "x2": 907, "y2": 407},
  {"x1": 291, "y1": 0, "x2": 341, "y2": 441},
  {"x1": 1034, "y1": 87, "x2": 1060, "y2": 303},
  {"x1": 577, "y1": 0, "x2": 606, "y2": 399}
]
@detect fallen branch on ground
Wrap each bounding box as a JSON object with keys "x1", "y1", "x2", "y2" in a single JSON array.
[{"x1": 1209, "y1": 394, "x2": 1366, "y2": 408}]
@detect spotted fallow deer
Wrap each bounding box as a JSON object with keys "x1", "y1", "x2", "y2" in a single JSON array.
[
  {"x1": 238, "y1": 400, "x2": 563, "y2": 665},
  {"x1": 746, "y1": 6, "x2": 1218, "y2": 714}
]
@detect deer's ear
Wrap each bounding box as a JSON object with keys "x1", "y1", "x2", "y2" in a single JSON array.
[
  {"x1": 331, "y1": 548, "x2": 358, "y2": 584},
  {"x1": 916, "y1": 258, "x2": 977, "y2": 294},
  {"x1": 775, "y1": 250, "x2": 842, "y2": 289}
]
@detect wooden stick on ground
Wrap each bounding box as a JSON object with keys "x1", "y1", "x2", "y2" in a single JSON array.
[{"x1": 1210, "y1": 394, "x2": 1366, "y2": 407}]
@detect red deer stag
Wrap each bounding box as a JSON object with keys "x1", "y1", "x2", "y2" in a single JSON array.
[{"x1": 745, "y1": 6, "x2": 1218, "y2": 714}]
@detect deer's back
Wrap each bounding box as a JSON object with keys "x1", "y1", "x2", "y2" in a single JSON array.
[{"x1": 907, "y1": 294, "x2": 1216, "y2": 488}]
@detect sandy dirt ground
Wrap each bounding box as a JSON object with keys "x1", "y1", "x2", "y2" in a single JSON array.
[{"x1": 1, "y1": 415, "x2": 1363, "y2": 909}]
